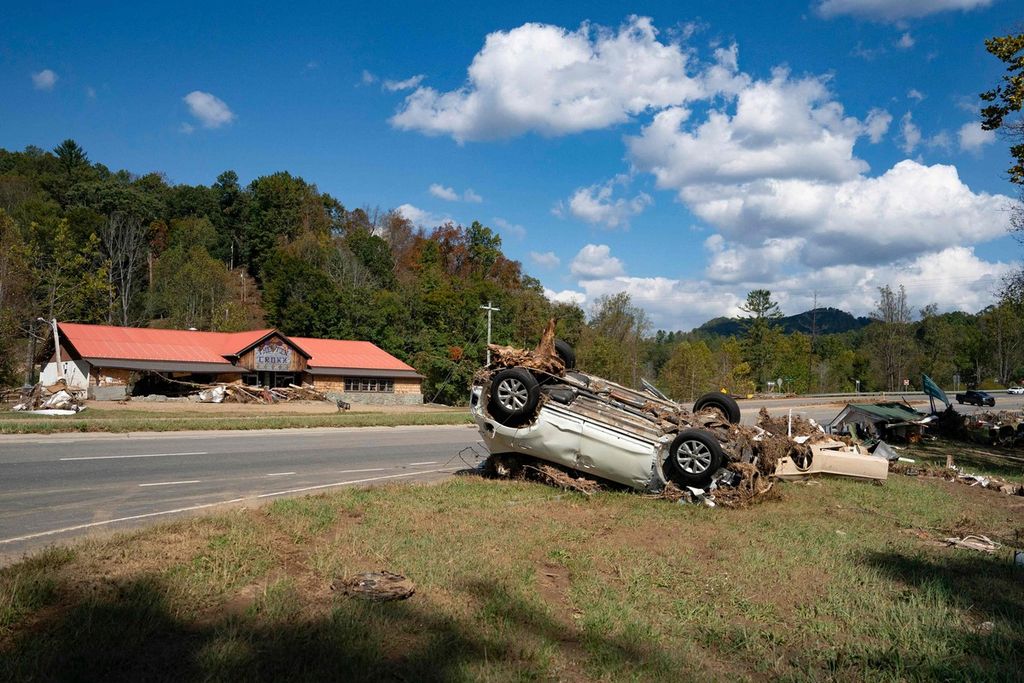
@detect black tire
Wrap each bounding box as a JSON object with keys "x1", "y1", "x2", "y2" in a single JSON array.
[
  {"x1": 693, "y1": 391, "x2": 741, "y2": 424},
  {"x1": 488, "y1": 367, "x2": 540, "y2": 426},
  {"x1": 666, "y1": 429, "x2": 725, "y2": 488},
  {"x1": 554, "y1": 339, "x2": 576, "y2": 370}
]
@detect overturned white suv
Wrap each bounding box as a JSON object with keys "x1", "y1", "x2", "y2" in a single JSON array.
[{"x1": 470, "y1": 332, "x2": 742, "y2": 492}]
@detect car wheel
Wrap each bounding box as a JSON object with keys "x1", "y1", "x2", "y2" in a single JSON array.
[
  {"x1": 666, "y1": 429, "x2": 725, "y2": 488},
  {"x1": 692, "y1": 392, "x2": 741, "y2": 424},
  {"x1": 488, "y1": 367, "x2": 540, "y2": 426},
  {"x1": 554, "y1": 339, "x2": 576, "y2": 370}
]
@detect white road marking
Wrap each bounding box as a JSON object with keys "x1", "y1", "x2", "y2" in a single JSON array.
[
  {"x1": 60, "y1": 451, "x2": 207, "y2": 461},
  {"x1": 0, "y1": 468, "x2": 454, "y2": 545},
  {"x1": 139, "y1": 480, "x2": 201, "y2": 487},
  {"x1": 336, "y1": 467, "x2": 388, "y2": 474},
  {"x1": 265, "y1": 472, "x2": 295, "y2": 477},
  {"x1": 408, "y1": 461, "x2": 438, "y2": 466}
]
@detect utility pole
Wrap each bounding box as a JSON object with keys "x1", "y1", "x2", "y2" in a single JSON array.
[{"x1": 480, "y1": 301, "x2": 500, "y2": 365}]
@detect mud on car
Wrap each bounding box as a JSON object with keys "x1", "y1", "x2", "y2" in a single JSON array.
[{"x1": 470, "y1": 332, "x2": 743, "y2": 492}]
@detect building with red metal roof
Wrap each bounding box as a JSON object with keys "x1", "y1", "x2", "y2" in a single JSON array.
[{"x1": 41, "y1": 322, "x2": 423, "y2": 404}]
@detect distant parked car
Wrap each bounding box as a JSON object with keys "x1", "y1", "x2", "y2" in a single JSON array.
[
  {"x1": 1007, "y1": 386, "x2": 1024, "y2": 395},
  {"x1": 955, "y1": 390, "x2": 995, "y2": 407}
]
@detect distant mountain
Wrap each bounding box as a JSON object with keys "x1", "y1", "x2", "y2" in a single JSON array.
[{"x1": 694, "y1": 307, "x2": 871, "y2": 337}]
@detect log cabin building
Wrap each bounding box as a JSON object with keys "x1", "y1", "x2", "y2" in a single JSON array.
[{"x1": 40, "y1": 323, "x2": 423, "y2": 404}]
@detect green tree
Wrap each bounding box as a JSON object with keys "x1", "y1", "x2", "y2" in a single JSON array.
[
  {"x1": 0, "y1": 210, "x2": 33, "y2": 384},
  {"x1": 659, "y1": 340, "x2": 715, "y2": 401},
  {"x1": 739, "y1": 289, "x2": 783, "y2": 391},
  {"x1": 578, "y1": 292, "x2": 650, "y2": 386},
  {"x1": 35, "y1": 220, "x2": 110, "y2": 325},
  {"x1": 866, "y1": 284, "x2": 913, "y2": 391},
  {"x1": 981, "y1": 32, "x2": 1024, "y2": 185},
  {"x1": 52, "y1": 139, "x2": 89, "y2": 183}
]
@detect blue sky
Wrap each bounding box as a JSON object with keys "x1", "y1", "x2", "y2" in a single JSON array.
[{"x1": 2, "y1": 1, "x2": 1021, "y2": 330}]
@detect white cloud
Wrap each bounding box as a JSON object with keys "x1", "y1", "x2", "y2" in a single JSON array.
[
  {"x1": 361, "y1": 70, "x2": 377, "y2": 85},
  {"x1": 864, "y1": 108, "x2": 892, "y2": 143},
  {"x1": 396, "y1": 203, "x2": 450, "y2": 228},
  {"x1": 183, "y1": 91, "x2": 235, "y2": 128},
  {"x1": 179, "y1": 122, "x2": 195, "y2": 135},
  {"x1": 563, "y1": 243, "x2": 1010, "y2": 331},
  {"x1": 925, "y1": 130, "x2": 952, "y2": 151},
  {"x1": 958, "y1": 122, "x2": 995, "y2": 152},
  {"x1": 570, "y1": 244, "x2": 626, "y2": 279},
  {"x1": 899, "y1": 112, "x2": 921, "y2": 153},
  {"x1": 428, "y1": 183, "x2": 459, "y2": 201},
  {"x1": 383, "y1": 74, "x2": 425, "y2": 92},
  {"x1": 896, "y1": 32, "x2": 915, "y2": 49},
  {"x1": 429, "y1": 183, "x2": 484, "y2": 203},
  {"x1": 907, "y1": 88, "x2": 925, "y2": 102},
  {"x1": 628, "y1": 69, "x2": 868, "y2": 190},
  {"x1": 543, "y1": 288, "x2": 587, "y2": 306},
  {"x1": 492, "y1": 217, "x2": 525, "y2": 239},
  {"x1": 530, "y1": 251, "x2": 561, "y2": 269},
  {"x1": 560, "y1": 176, "x2": 652, "y2": 229},
  {"x1": 816, "y1": 0, "x2": 993, "y2": 22},
  {"x1": 31, "y1": 69, "x2": 57, "y2": 90},
  {"x1": 390, "y1": 15, "x2": 705, "y2": 142},
  {"x1": 625, "y1": 62, "x2": 1011, "y2": 275},
  {"x1": 851, "y1": 42, "x2": 886, "y2": 60}
]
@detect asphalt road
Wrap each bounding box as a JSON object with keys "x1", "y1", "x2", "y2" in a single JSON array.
[
  {"x1": 0, "y1": 425, "x2": 481, "y2": 562},
  {"x1": 3, "y1": 393, "x2": 1020, "y2": 563}
]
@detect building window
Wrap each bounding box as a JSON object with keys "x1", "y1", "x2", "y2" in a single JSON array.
[{"x1": 345, "y1": 377, "x2": 394, "y2": 392}]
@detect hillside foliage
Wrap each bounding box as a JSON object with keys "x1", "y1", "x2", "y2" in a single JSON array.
[{"x1": 1, "y1": 142, "x2": 1022, "y2": 402}]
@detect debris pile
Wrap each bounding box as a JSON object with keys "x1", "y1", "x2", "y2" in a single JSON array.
[
  {"x1": 890, "y1": 461, "x2": 1024, "y2": 496},
  {"x1": 194, "y1": 383, "x2": 328, "y2": 404},
  {"x1": 10, "y1": 380, "x2": 85, "y2": 414},
  {"x1": 332, "y1": 571, "x2": 416, "y2": 601},
  {"x1": 483, "y1": 318, "x2": 564, "y2": 377}
]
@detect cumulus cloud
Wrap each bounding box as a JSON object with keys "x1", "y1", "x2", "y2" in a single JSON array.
[
  {"x1": 628, "y1": 69, "x2": 868, "y2": 190},
  {"x1": 896, "y1": 32, "x2": 915, "y2": 49},
  {"x1": 958, "y1": 122, "x2": 995, "y2": 152},
  {"x1": 396, "y1": 203, "x2": 450, "y2": 228},
  {"x1": 183, "y1": 91, "x2": 235, "y2": 128},
  {"x1": 864, "y1": 108, "x2": 892, "y2": 143},
  {"x1": 361, "y1": 70, "x2": 377, "y2": 85},
  {"x1": 428, "y1": 184, "x2": 459, "y2": 201},
  {"x1": 530, "y1": 251, "x2": 561, "y2": 269},
  {"x1": 570, "y1": 244, "x2": 626, "y2": 279},
  {"x1": 559, "y1": 176, "x2": 652, "y2": 229},
  {"x1": 816, "y1": 0, "x2": 992, "y2": 22},
  {"x1": 383, "y1": 74, "x2": 425, "y2": 92},
  {"x1": 390, "y1": 15, "x2": 704, "y2": 142},
  {"x1": 907, "y1": 88, "x2": 926, "y2": 102},
  {"x1": 899, "y1": 112, "x2": 921, "y2": 153},
  {"x1": 544, "y1": 288, "x2": 587, "y2": 306},
  {"x1": 31, "y1": 69, "x2": 57, "y2": 90},
  {"x1": 625, "y1": 63, "x2": 1011, "y2": 276}
]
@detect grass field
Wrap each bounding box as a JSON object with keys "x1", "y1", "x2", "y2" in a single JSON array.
[
  {"x1": 0, "y1": 408, "x2": 472, "y2": 434},
  {"x1": 2, "y1": 456, "x2": 1022, "y2": 681}
]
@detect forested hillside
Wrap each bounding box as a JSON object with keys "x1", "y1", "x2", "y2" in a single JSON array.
[{"x1": 1, "y1": 141, "x2": 1023, "y2": 402}]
